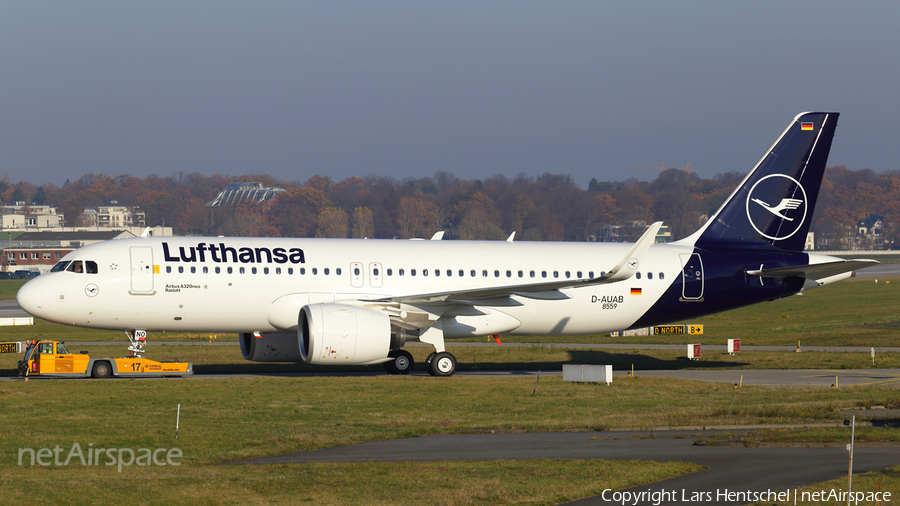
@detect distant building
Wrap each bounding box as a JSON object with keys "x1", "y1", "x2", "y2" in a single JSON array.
[
  {"x1": 206, "y1": 182, "x2": 285, "y2": 207},
  {"x1": 0, "y1": 202, "x2": 64, "y2": 229},
  {"x1": 80, "y1": 201, "x2": 146, "y2": 228},
  {"x1": 3, "y1": 246, "x2": 73, "y2": 272},
  {"x1": 655, "y1": 224, "x2": 673, "y2": 244},
  {"x1": 0, "y1": 201, "x2": 170, "y2": 237},
  {"x1": 804, "y1": 232, "x2": 815, "y2": 251},
  {"x1": 814, "y1": 214, "x2": 890, "y2": 251},
  {"x1": 1, "y1": 230, "x2": 135, "y2": 273},
  {"x1": 598, "y1": 221, "x2": 672, "y2": 243},
  {"x1": 855, "y1": 214, "x2": 886, "y2": 250},
  {"x1": 816, "y1": 224, "x2": 854, "y2": 250}
]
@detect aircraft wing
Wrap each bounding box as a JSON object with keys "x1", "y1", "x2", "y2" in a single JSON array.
[
  {"x1": 374, "y1": 222, "x2": 664, "y2": 305},
  {"x1": 747, "y1": 259, "x2": 879, "y2": 280}
]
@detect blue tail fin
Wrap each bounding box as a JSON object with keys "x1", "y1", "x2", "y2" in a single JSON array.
[{"x1": 689, "y1": 112, "x2": 839, "y2": 252}]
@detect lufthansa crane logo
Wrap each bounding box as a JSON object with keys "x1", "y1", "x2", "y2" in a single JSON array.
[{"x1": 745, "y1": 174, "x2": 807, "y2": 241}]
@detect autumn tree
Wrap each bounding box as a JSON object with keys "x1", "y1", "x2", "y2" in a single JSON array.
[
  {"x1": 580, "y1": 193, "x2": 619, "y2": 241},
  {"x1": 396, "y1": 196, "x2": 439, "y2": 239},
  {"x1": 221, "y1": 203, "x2": 268, "y2": 237},
  {"x1": 351, "y1": 206, "x2": 375, "y2": 238},
  {"x1": 268, "y1": 187, "x2": 331, "y2": 237},
  {"x1": 315, "y1": 206, "x2": 349, "y2": 238},
  {"x1": 455, "y1": 192, "x2": 505, "y2": 240},
  {"x1": 511, "y1": 195, "x2": 536, "y2": 235}
]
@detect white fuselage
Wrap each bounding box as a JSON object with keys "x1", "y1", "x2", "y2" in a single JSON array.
[{"x1": 17, "y1": 236, "x2": 693, "y2": 336}]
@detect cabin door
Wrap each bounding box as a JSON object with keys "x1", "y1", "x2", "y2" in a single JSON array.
[
  {"x1": 680, "y1": 253, "x2": 704, "y2": 300},
  {"x1": 130, "y1": 247, "x2": 155, "y2": 293}
]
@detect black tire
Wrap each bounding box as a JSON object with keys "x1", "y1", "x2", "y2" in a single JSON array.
[
  {"x1": 383, "y1": 350, "x2": 414, "y2": 375},
  {"x1": 91, "y1": 361, "x2": 112, "y2": 379},
  {"x1": 424, "y1": 352, "x2": 436, "y2": 370},
  {"x1": 427, "y1": 352, "x2": 456, "y2": 377}
]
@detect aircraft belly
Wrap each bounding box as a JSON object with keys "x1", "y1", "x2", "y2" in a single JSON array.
[{"x1": 496, "y1": 289, "x2": 658, "y2": 336}]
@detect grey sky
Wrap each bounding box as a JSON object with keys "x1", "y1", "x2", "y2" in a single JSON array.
[{"x1": 2, "y1": 1, "x2": 899, "y2": 187}]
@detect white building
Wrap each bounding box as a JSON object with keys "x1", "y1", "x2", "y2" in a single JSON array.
[
  {"x1": 0, "y1": 203, "x2": 64, "y2": 229},
  {"x1": 80, "y1": 201, "x2": 146, "y2": 228},
  {"x1": 804, "y1": 232, "x2": 815, "y2": 251}
]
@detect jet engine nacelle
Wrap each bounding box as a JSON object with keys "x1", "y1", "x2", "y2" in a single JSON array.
[
  {"x1": 239, "y1": 331, "x2": 303, "y2": 362},
  {"x1": 299, "y1": 303, "x2": 391, "y2": 365}
]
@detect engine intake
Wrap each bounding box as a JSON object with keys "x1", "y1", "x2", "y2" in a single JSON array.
[{"x1": 299, "y1": 303, "x2": 391, "y2": 365}]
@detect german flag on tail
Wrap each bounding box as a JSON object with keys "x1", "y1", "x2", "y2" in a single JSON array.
[{"x1": 630, "y1": 288, "x2": 642, "y2": 295}]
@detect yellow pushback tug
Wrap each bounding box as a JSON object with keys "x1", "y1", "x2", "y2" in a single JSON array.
[{"x1": 10, "y1": 335, "x2": 192, "y2": 379}]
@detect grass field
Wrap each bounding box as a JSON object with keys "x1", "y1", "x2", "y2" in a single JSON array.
[
  {"x1": 2, "y1": 276, "x2": 900, "y2": 504},
  {"x1": 2, "y1": 457, "x2": 701, "y2": 506},
  {"x1": 0, "y1": 278, "x2": 27, "y2": 299},
  {"x1": 2, "y1": 374, "x2": 899, "y2": 504}
]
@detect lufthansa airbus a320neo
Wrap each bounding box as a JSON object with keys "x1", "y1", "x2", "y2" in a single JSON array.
[{"x1": 17, "y1": 112, "x2": 877, "y2": 376}]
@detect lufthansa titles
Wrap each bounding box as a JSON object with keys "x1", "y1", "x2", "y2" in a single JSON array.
[{"x1": 163, "y1": 243, "x2": 305, "y2": 265}]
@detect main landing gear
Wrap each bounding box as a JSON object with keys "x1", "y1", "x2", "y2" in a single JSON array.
[
  {"x1": 382, "y1": 350, "x2": 458, "y2": 376},
  {"x1": 383, "y1": 349, "x2": 414, "y2": 375},
  {"x1": 424, "y1": 351, "x2": 457, "y2": 377},
  {"x1": 385, "y1": 320, "x2": 457, "y2": 376}
]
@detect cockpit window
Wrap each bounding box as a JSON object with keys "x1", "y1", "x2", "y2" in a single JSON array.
[
  {"x1": 61, "y1": 260, "x2": 97, "y2": 274},
  {"x1": 51, "y1": 261, "x2": 70, "y2": 272}
]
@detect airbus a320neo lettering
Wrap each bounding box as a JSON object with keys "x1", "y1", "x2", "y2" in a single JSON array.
[{"x1": 17, "y1": 112, "x2": 876, "y2": 376}]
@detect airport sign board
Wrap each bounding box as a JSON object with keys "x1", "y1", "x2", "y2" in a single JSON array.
[{"x1": 652, "y1": 325, "x2": 703, "y2": 335}]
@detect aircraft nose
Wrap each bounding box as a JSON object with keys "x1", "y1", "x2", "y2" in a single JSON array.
[{"x1": 16, "y1": 277, "x2": 46, "y2": 318}]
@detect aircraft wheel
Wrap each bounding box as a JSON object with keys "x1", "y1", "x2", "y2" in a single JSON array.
[
  {"x1": 424, "y1": 352, "x2": 436, "y2": 370},
  {"x1": 384, "y1": 350, "x2": 414, "y2": 375},
  {"x1": 91, "y1": 361, "x2": 112, "y2": 379},
  {"x1": 428, "y1": 352, "x2": 456, "y2": 377}
]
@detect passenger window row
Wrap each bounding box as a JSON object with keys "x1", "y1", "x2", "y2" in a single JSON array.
[
  {"x1": 384, "y1": 268, "x2": 599, "y2": 279},
  {"x1": 156, "y1": 263, "x2": 666, "y2": 282},
  {"x1": 51, "y1": 258, "x2": 663, "y2": 284},
  {"x1": 164, "y1": 265, "x2": 342, "y2": 276}
]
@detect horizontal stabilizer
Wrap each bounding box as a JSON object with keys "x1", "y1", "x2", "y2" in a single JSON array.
[{"x1": 747, "y1": 259, "x2": 879, "y2": 280}]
